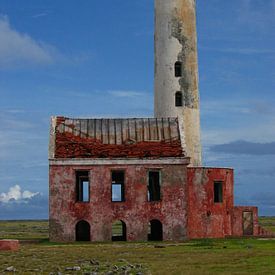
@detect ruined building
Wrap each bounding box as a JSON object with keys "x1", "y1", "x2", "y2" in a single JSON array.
[{"x1": 49, "y1": 0, "x2": 267, "y2": 242}]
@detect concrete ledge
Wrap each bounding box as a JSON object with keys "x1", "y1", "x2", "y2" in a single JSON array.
[
  {"x1": 0, "y1": 240, "x2": 20, "y2": 251},
  {"x1": 49, "y1": 157, "x2": 190, "y2": 166}
]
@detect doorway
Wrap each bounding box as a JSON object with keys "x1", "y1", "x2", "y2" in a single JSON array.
[
  {"x1": 75, "y1": 220, "x2": 90, "y2": 241},
  {"x1": 243, "y1": 211, "x2": 253, "y2": 236},
  {"x1": 148, "y1": 219, "x2": 163, "y2": 241}
]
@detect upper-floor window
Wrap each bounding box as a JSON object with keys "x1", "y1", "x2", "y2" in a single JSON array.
[
  {"x1": 112, "y1": 171, "x2": 125, "y2": 202},
  {"x1": 76, "y1": 171, "x2": 90, "y2": 202},
  {"x1": 175, "y1": 91, "x2": 183, "y2": 107},
  {"x1": 148, "y1": 171, "x2": 161, "y2": 201},
  {"x1": 214, "y1": 181, "x2": 223, "y2": 203},
  {"x1": 175, "y1": 61, "x2": 182, "y2": 77}
]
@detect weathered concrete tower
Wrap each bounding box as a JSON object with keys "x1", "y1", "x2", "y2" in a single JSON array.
[{"x1": 154, "y1": 0, "x2": 202, "y2": 166}]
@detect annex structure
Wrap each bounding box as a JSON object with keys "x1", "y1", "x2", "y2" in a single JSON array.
[{"x1": 49, "y1": 0, "x2": 269, "y2": 242}]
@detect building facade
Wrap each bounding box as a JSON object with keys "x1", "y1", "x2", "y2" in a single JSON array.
[{"x1": 49, "y1": 117, "x2": 261, "y2": 242}]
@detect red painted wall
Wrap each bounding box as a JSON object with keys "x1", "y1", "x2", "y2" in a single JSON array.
[
  {"x1": 49, "y1": 164, "x2": 188, "y2": 242},
  {"x1": 187, "y1": 168, "x2": 234, "y2": 238},
  {"x1": 232, "y1": 206, "x2": 259, "y2": 236},
  {"x1": 50, "y1": 164, "x2": 261, "y2": 241}
]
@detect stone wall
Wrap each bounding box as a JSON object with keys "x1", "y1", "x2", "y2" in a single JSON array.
[
  {"x1": 49, "y1": 163, "x2": 188, "y2": 242},
  {"x1": 187, "y1": 167, "x2": 234, "y2": 238}
]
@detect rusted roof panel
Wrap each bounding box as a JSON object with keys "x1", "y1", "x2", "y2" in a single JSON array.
[{"x1": 51, "y1": 117, "x2": 185, "y2": 159}]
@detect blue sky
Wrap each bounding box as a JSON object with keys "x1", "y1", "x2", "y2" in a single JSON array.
[{"x1": 0, "y1": 0, "x2": 274, "y2": 219}]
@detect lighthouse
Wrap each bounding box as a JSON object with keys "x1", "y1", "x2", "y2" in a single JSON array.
[{"x1": 154, "y1": 0, "x2": 202, "y2": 166}]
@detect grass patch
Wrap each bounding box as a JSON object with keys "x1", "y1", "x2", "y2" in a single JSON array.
[
  {"x1": 0, "y1": 218, "x2": 275, "y2": 274},
  {"x1": 1, "y1": 239, "x2": 275, "y2": 274},
  {"x1": 0, "y1": 220, "x2": 48, "y2": 240},
  {"x1": 259, "y1": 216, "x2": 275, "y2": 233}
]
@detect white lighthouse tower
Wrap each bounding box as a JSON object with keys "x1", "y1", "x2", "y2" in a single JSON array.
[{"x1": 154, "y1": 0, "x2": 202, "y2": 166}]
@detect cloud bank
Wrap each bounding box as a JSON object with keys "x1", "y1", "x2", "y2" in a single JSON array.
[
  {"x1": 0, "y1": 185, "x2": 39, "y2": 203},
  {"x1": 0, "y1": 15, "x2": 55, "y2": 68},
  {"x1": 210, "y1": 140, "x2": 275, "y2": 155},
  {"x1": 0, "y1": 185, "x2": 47, "y2": 219}
]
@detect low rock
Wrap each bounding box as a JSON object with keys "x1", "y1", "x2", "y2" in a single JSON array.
[
  {"x1": 0, "y1": 240, "x2": 20, "y2": 251},
  {"x1": 65, "y1": 266, "x2": 81, "y2": 271},
  {"x1": 112, "y1": 265, "x2": 119, "y2": 271},
  {"x1": 90, "y1": 259, "x2": 100, "y2": 265},
  {"x1": 5, "y1": 266, "x2": 16, "y2": 272}
]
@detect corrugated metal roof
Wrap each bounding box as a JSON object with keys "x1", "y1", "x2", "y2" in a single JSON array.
[
  {"x1": 50, "y1": 117, "x2": 185, "y2": 159},
  {"x1": 55, "y1": 117, "x2": 180, "y2": 144}
]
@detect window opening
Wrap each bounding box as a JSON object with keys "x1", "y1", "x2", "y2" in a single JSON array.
[
  {"x1": 214, "y1": 181, "x2": 223, "y2": 203},
  {"x1": 175, "y1": 91, "x2": 183, "y2": 107},
  {"x1": 112, "y1": 220, "x2": 127, "y2": 241},
  {"x1": 175, "y1": 61, "x2": 182, "y2": 77},
  {"x1": 76, "y1": 171, "x2": 90, "y2": 202},
  {"x1": 112, "y1": 171, "x2": 125, "y2": 202},
  {"x1": 148, "y1": 171, "x2": 161, "y2": 201}
]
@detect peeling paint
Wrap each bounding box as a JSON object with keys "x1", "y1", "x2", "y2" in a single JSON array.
[
  {"x1": 154, "y1": 0, "x2": 201, "y2": 166},
  {"x1": 49, "y1": 165, "x2": 265, "y2": 242}
]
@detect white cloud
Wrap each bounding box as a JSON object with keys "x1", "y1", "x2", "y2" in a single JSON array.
[
  {"x1": 0, "y1": 185, "x2": 40, "y2": 203},
  {"x1": 201, "y1": 98, "x2": 275, "y2": 146},
  {"x1": 201, "y1": 99, "x2": 251, "y2": 116},
  {"x1": 0, "y1": 15, "x2": 55, "y2": 68},
  {"x1": 202, "y1": 120, "x2": 275, "y2": 146},
  {"x1": 108, "y1": 90, "x2": 144, "y2": 98},
  {"x1": 32, "y1": 13, "x2": 49, "y2": 19},
  {"x1": 200, "y1": 46, "x2": 275, "y2": 55}
]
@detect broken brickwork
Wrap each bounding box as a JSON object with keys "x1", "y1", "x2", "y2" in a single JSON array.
[{"x1": 49, "y1": 163, "x2": 188, "y2": 242}]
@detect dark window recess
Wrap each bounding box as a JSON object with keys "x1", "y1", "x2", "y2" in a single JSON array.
[
  {"x1": 112, "y1": 171, "x2": 125, "y2": 202},
  {"x1": 148, "y1": 171, "x2": 161, "y2": 201},
  {"x1": 76, "y1": 171, "x2": 90, "y2": 202},
  {"x1": 175, "y1": 61, "x2": 182, "y2": 77},
  {"x1": 148, "y1": 219, "x2": 163, "y2": 241},
  {"x1": 175, "y1": 92, "x2": 183, "y2": 107},
  {"x1": 214, "y1": 181, "x2": 223, "y2": 203},
  {"x1": 112, "y1": 220, "x2": 127, "y2": 241}
]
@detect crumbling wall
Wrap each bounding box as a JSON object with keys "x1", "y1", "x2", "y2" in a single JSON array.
[
  {"x1": 232, "y1": 206, "x2": 259, "y2": 237},
  {"x1": 154, "y1": 0, "x2": 201, "y2": 166},
  {"x1": 49, "y1": 163, "x2": 188, "y2": 242},
  {"x1": 187, "y1": 167, "x2": 234, "y2": 238}
]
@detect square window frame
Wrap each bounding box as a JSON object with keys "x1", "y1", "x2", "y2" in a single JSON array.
[
  {"x1": 111, "y1": 170, "x2": 126, "y2": 203},
  {"x1": 75, "y1": 170, "x2": 90, "y2": 203},
  {"x1": 213, "y1": 181, "x2": 223, "y2": 204},
  {"x1": 147, "y1": 170, "x2": 162, "y2": 202}
]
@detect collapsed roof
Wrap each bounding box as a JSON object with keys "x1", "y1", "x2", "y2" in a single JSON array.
[{"x1": 49, "y1": 117, "x2": 186, "y2": 159}]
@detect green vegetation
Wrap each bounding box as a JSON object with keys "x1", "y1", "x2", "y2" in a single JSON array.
[
  {"x1": 0, "y1": 220, "x2": 48, "y2": 240},
  {"x1": 259, "y1": 216, "x2": 275, "y2": 233},
  {"x1": 0, "y1": 218, "x2": 274, "y2": 274}
]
